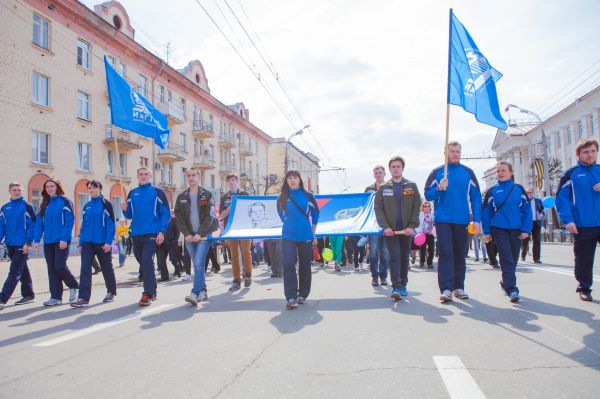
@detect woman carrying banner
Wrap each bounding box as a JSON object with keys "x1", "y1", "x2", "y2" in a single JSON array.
[
  {"x1": 33, "y1": 178, "x2": 79, "y2": 306},
  {"x1": 481, "y1": 161, "x2": 532, "y2": 303},
  {"x1": 277, "y1": 170, "x2": 320, "y2": 309}
]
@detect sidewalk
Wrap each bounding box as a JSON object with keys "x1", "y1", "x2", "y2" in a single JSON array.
[{"x1": 0, "y1": 253, "x2": 141, "y2": 297}]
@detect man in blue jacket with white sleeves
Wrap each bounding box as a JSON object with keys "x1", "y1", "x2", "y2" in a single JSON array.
[
  {"x1": 556, "y1": 138, "x2": 600, "y2": 302},
  {"x1": 425, "y1": 141, "x2": 482, "y2": 303},
  {"x1": 121, "y1": 167, "x2": 170, "y2": 306},
  {"x1": 0, "y1": 182, "x2": 36, "y2": 309}
]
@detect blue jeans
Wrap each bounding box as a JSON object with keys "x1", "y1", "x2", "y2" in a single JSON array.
[
  {"x1": 281, "y1": 239, "x2": 312, "y2": 301},
  {"x1": 133, "y1": 234, "x2": 158, "y2": 296},
  {"x1": 573, "y1": 226, "x2": 600, "y2": 293},
  {"x1": 491, "y1": 227, "x2": 520, "y2": 295},
  {"x1": 0, "y1": 246, "x2": 34, "y2": 303},
  {"x1": 368, "y1": 235, "x2": 388, "y2": 279},
  {"x1": 79, "y1": 243, "x2": 117, "y2": 301},
  {"x1": 118, "y1": 240, "x2": 126, "y2": 265},
  {"x1": 185, "y1": 239, "x2": 210, "y2": 294},
  {"x1": 472, "y1": 234, "x2": 481, "y2": 259},
  {"x1": 436, "y1": 223, "x2": 468, "y2": 293}
]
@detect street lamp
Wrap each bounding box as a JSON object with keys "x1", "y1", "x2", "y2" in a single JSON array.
[
  {"x1": 284, "y1": 124, "x2": 310, "y2": 175},
  {"x1": 507, "y1": 104, "x2": 553, "y2": 227}
]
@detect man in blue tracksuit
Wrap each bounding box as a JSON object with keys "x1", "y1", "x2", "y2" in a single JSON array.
[
  {"x1": 121, "y1": 167, "x2": 170, "y2": 306},
  {"x1": 556, "y1": 138, "x2": 600, "y2": 302},
  {"x1": 0, "y1": 182, "x2": 36, "y2": 309},
  {"x1": 425, "y1": 141, "x2": 482, "y2": 303},
  {"x1": 482, "y1": 162, "x2": 532, "y2": 303},
  {"x1": 71, "y1": 180, "x2": 117, "y2": 307}
]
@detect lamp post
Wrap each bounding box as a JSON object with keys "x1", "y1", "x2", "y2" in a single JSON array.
[
  {"x1": 507, "y1": 104, "x2": 553, "y2": 228},
  {"x1": 284, "y1": 124, "x2": 310, "y2": 175}
]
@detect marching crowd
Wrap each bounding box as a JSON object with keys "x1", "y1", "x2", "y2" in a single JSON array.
[{"x1": 0, "y1": 138, "x2": 598, "y2": 310}]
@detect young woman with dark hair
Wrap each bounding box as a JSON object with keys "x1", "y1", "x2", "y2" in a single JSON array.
[
  {"x1": 33, "y1": 178, "x2": 79, "y2": 306},
  {"x1": 277, "y1": 171, "x2": 320, "y2": 309}
]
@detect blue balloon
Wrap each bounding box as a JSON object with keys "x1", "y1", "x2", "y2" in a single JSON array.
[{"x1": 542, "y1": 196, "x2": 555, "y2": 209}]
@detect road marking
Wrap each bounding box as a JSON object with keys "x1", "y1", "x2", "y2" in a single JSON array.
[
  {"x1": 34, "y1": 304, "x2": 175, "y2": 347},
  {"x1": 433, "y1": 356, "x2": 486, "y2": 399},
  {"x1": 522, "y1": 263, "x2": 600, "y2": 282}
]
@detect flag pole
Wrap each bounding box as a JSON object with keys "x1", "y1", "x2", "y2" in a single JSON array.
[
  {"x1": 444, "y1": 8, "x2": 453, "y2": 180},
  {"x1": 113, "y1": 132, "x2": 127, "y2": 202}
]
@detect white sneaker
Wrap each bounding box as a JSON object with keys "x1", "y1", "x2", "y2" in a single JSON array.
[
  {"x1": 197, "y1": 291, "x2": 208, "y2": 301},
  {"x1": 453, "y1": 289, "x2": 469, "y2": 300},
  {"x1": 185, "y1": 293, "x2": 198, "y2": 306},
  {"x1": 181, "y1": 274, "x2": 192, "y2": 281},
  {"x1": 440, "y1": 290, "x2": 453, "y2": 303},
  {"x1": 43, "y1": 298, "x2": 63, "y2": 306},
  {"x1": 69, "y1": 289, "x2": 78, "y2": 303}
]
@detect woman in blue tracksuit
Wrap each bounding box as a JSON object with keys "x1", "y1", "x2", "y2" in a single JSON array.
[
  {"x1": 71, "y1": 180, "x2": 117, "y2": 307},
  {"x1": 33, "y1": 178, "x2": 79, "y2": 306},
  {"x1": 481, "y1": 161, "x2": 532, "y2": 303},
  {"x1": 277, "y1": 170, "x2": 320, "y2": 309}
]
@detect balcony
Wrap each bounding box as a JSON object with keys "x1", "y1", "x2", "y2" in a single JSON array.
[
  {"x1": 104, "y1": 125, "x2": 143, "y2": 150},
  {"x1": 105, "y1": 173, "x2": 132, "y2": 183},
  {"x1": 157, "y1": 101, "x2": 185, "y2": 125},
  {"x1": 157, "y1": 142, "x2": 185, "y2": 161},
  {"x1": 218, "y1": 133, "x2": 236, "y2": 148},
  {"x1": 238, "y1": 142, "x2": 254, "y2": 157},
  {"x1": 158, "y1": 181, "x2": 177, "y2": 191},
  {"x1": 192, "y1": 153, "x2": 216, "y2": 170},
  {"x1": 239, "y1": 169, "x2": 252, "y2": 181},
  {"x1": 219, "y1": 161, "x2": 235, "y2": 175},
  {"x1": 192, "y1": 120, "x2": 215, "y2": 139}
]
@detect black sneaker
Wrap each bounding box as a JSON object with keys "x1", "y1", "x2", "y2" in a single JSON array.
[
  {"x1": 521, "y1": 256, "x2": 526, "y2": 262},
  {"x1": 138, "y1": 275, "x2": 143, "y2": 282},
  {"x1": 534, "y1": 260, "x2": 542, "y2": 264},
  {"x1": 372, "y1": 278, "x2": 379, "y2": 287},
  {"x1": 229, "y1": 280, "x2": 241, "y2": 291},
  {"x1": 103, "y1": 292, "x2": 115, "y2": 303},
  {"x1": 244, "y1": 276, "x2": 252, "y2": 288},
  {"x1": 380, "y1": 278, "x2": 388, "y2": 286},
  {"x1": 579, "y1": 291, "x2": 593, "y2": 302},
  {"x1": 15, "y1": 296, "x2": 35, "y2": 305}
]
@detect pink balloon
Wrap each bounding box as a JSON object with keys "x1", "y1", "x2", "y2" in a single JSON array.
[{"x1": 414, "y1": 232, "x2": 426, "y2": 246}]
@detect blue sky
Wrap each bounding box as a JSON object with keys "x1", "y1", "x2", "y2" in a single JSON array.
[{"x1": 82, "y1": 0, "x2": 600, "y2": 193}]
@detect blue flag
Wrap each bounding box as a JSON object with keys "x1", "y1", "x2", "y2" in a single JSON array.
[
  {"x1": 104, "y1": 56, "x2": 169, "y2": 148},
  {"x1": 447, "y1": 10, "x2": 507, "y2": 130}
]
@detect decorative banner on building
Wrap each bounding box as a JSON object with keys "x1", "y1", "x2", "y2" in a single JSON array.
[
  {"x1": 218, "y1": 193, "x2": 382, "y2": 240},
  {"x1": 534, "y1": 158, "x2": 544, "y2": 190}
]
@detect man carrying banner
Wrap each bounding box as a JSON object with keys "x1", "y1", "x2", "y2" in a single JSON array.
[
  {"x1": 121, "y1": 167, "x2": 170, "y2": 306},
  {"x1": 365, "y1": 165, "x2": 389, "y2": 286},
  {"x1": 556, "y1": 138, "x2": 600, "y2": 302},
  {"x1": 374, "y1": 156, "x2": 421, "y2": 300},
  {"x1": 425, "y1": 142, "x2": 482, "y2": 303},
  {"x1": 220, "y1": 174, "x2": 253, "y2": 291}
]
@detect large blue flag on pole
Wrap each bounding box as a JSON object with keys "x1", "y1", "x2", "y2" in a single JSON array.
[
  {"x1": 104, "y1": 56, "x2": 170, "y2": 148},
  {"x1": 447, "y1": 9, "x2": 507, "y2": 130}
]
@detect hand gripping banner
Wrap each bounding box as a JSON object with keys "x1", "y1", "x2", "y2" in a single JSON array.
[{"x1": 218, "y1": 193, "x2": 382, "y2": 240}]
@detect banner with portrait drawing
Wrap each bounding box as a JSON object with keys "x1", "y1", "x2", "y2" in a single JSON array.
[{"x1": 217, "y1": 193, "x2": 382, "y2": 240}]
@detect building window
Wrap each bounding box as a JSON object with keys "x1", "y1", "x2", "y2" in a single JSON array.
[
  {"x1": 77, "y1": 39, "x2": 91, "y2": 69},
  {"x1": 77, "y1": 91, "x2": 90, "y2": 120},
  {"x1": 33, "y1": 14, "x2": 49, "y2": 49},
  {"x1": 140, "y1": 157, "x2": 148, "y2": 167},
  {"x1": 179, "y1": 133, "x2": 186, "y2": 151},
  {"x1": 77, "y1": 142, "x2": 91, "y2": 171},
  {"x1": 181, "y1": 167, "x2": 187, "y2": 187},
  {"x1": 138, "y1": 75, "x2": 148, "y2": 97},
  {"x1": 107, "y1": 55, "x2": 116, "y2": 66},
  {"x1": 113, "y1": 15, "x2": 122, "y2": 30},
  {"x1": 592, "y1": 114, "x2": 597, "y2": 135},
  {"x1": 32, "y1": 73, "x2": 49, "y2": 106},
  {"x1": 167, "y1": 90, "x2": 173, "y2": 103},
  {"x1": 119, "y1": 62, "x2": 126, "y2": 78},
  {"x1": 210, "y1": 174, "x2": 215, "y2": 188},
  {"x1": 578, "y1": 120, "x2": 584, "y2": 138},
  {"x1": 208, "y1": 144, "x2": 214, "y2": 157},
  {"x1": 566, "y1": 127, "x2": 572, "y2": 144},
  {"x1": 181, "y1": 98, "x2": 186, "y2": 116},
  {"x1": 159, "y1": 162, "x2": 165, "y2": 182},
  {"x1": 107, "y1": 149, "x2": 114, "y2": 174},
  {"x1": 167, "y1": 163, "x2": 173, "y2": 183},
  {"x1": 32, "y1": 131, "x2": 49, "y2": 164},
  {"x1": 119, "y1": 153, "x2": 127, "y2": 176},
  {"x1": 112, "y1": 196, "x2": 124, "y2": 220},
  {"x1": 556, "y1": 132, "x2": 561, "y2": 149},
  {"x1": 200, "y1": 171, "x2": 205, "y2": 186},
  {"x1": 31, "y1": 189, "x2": 42, "y2": 212}
]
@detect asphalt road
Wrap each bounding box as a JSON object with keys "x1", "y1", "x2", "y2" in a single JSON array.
[{"x1": 0, "y1": 244, "x2": 598, "y2": 399}]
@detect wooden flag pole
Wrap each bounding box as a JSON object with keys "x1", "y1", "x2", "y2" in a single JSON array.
[
  {"x1": 113, "y1": 132, "x2": 127, "y2": 202},
  {"x1": 443, "y1": 103, "x2": 450, "y2": 179}
]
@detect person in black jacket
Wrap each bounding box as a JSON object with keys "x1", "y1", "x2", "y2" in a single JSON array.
[{"x1": 156, "y1": 216, "x2": 183, "y2": 280}]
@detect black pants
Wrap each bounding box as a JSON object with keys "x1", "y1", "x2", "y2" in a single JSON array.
[
  {"x1": 521, "y1": 222, "x2": 541, "y2": 261},
  {"x1": 486, "y1": 241, "x2": 498, "y2": 265},
  {"x1": 419, "y1": 234, "x2": 435, "y2": 266},
  {"x1": 156, "y1": 244, "x2": 170, "y2": 280},
  {"x1": 168, "y1": 245, "x2": 183, "y2": 276},
  {"x1": 205, "y1": 246, "x2": 220, "y2": 271},
  {"x1": 573, "y1": 226, "x2": 600, "y2": 293},
  {"x1": 44, "y1": 243, "x2": 79, "y2": 300},
  {"x1": 79, "y1": 243, "x2": 116, "y2": 301},
  {"x1": 384, "y1": 235, "x2": 410, "y2": 288}
]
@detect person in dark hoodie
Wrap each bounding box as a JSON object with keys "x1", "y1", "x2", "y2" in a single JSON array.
[
  {"x1": 277, "y1": 170, "x2": 320, "y2": 309},
  {"x1": 121, "y1": 167, "x2": 170, "y2": 306},
  {"x1": 481, "y1": 162, "x2": 532, "y2": 303},
  {"x1": 33, "y1": 178, "x2": 79, "y2": 306},
  {"x1": 0, "y1": 182, "x2": 36, "y2": 309},
  {"x1": 71, "y1": 180, "x2": 117, "y2": 307}
]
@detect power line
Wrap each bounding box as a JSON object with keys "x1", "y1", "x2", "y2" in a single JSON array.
[{"x1": 537, "y1": 67, "x2": 600, "y2": 119}]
